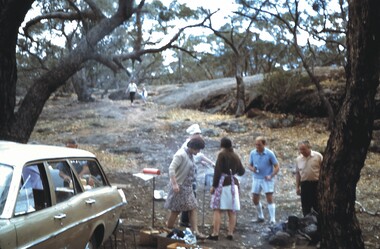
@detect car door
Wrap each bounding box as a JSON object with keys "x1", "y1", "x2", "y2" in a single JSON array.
[
  {"x1": 12, "y1": 163, "x2": 74, "y2": 249},
  {"x1": 64, "y1": 158, "x2": 117, "y2": 244},
  {"x1": 0, "y1": 164, "x2": 17, "y2": 249},
  {"x1": 41, "y1": 160, "x2": 91, "y2": 248},
  {"x1": 14, "y1": 160, "x2": 99, "y2": 249},
  {"x1": 45, "y1": 158, "x2": 122, "y2": 248},
  {"x1": 71, "y1": 158, "x2": 125, "y2": 242}
]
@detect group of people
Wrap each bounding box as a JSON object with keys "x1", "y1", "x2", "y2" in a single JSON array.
[
  {"x1": 163, "y1": 124, "x2": 323, "y2": 241},
  {"x1": 126, "y1": 81, "x2": 148, "y2": 105}
]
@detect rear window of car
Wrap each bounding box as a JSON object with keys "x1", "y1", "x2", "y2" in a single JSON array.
[{"x1": 77, "y1": 159, "x2": 108, "y2": 191}]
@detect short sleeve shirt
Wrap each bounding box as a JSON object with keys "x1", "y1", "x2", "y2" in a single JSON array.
[
  {"x1": 295, "y1": 150, "x2": 323, "y2": 182},
  {"x1": 249, "y1": 148, "x2": 279, "y2": 179}
]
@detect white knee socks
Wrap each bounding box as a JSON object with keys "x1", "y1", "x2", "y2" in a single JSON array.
[
  {"x1": 268, "y1": 203, "x2": 276, "y2": 223},
  {"x1": 255, "y1": 203, "x2": 264, "y2": 219}
]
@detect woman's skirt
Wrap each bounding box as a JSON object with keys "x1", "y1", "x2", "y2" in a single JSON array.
[
  {"x1": 164, "y1": 184, "x2": 198, "y2": 212},
  {"x1": 211, "y1": 185, "x2": 240, "y2": 211}
]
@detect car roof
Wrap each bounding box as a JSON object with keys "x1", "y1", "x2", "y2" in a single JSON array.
[{"x1": 0, "y1": 141, "x2": 96, "y2": 167}]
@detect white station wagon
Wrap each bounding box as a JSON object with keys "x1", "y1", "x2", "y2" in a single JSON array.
[{"x1": 0, "y1": 141, "x2": 127, "y2": 249}]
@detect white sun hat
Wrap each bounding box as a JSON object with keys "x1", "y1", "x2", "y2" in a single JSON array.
[{"x1": 186, "y1": 124, "x2": 201, "y2": 135}]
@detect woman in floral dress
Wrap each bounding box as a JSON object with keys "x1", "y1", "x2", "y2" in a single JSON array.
[{"x1": 164, "y1": 136, "x2": 207, "y2": 239}]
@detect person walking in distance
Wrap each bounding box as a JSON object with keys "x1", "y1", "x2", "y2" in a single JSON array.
[
  {"x1": 248, "y1": 136, "x2": 279, "y2": 224},
  {"x1": 126, "y1": 81, "x2": 138, "y2": 105},
  {"x1": 140, "y1": 84, "x2": 148, "y2": 104},
  {"x1": 295, "y1": 140, "x2": 323, "y2": 216}
]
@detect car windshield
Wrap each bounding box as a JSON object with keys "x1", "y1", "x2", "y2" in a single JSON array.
[{"x1": 0, "y1": 164, "x2": 13, "y2": 215}]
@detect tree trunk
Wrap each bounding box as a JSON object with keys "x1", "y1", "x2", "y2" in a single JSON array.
[
  {"x1": 0, "y1": 0, "x2": 136, "y2": 142},
  {"x1": 177, "y1": 50, "x2": 183, "y2": 83},
  {"x1": 318, "y1": 1, "x2": 380, "y2": 248},
  {"x1": 235, "y1": 74, "x2": 246, "y2": 117},
  {"x1": 0, "y1": 0, "x2": 34, "y2": 141},
  {"x1": 234, "y1": 55, "x2": 246, "y2": 117},
  {"x1": 72, "y1": 70, "x2": 94, "y2": 102}
]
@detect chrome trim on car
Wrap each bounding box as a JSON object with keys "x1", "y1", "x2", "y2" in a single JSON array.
[
  {"x1": 85, "y1": 198, "x2": 96, "y2": 205},
  {"x1": 54, "y1": 213, "x2": 67, "y2": 220},
  {"x1": 18, "y1": 201, "x2": 126, "y2": 249}
]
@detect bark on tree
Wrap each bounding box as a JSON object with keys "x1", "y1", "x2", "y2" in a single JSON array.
[
  {"x1": 201, "y1": 13, "x2": 253, "y2": 117},
  {"x1": 0, "y1": 0, "x2": 138, "y2": 142},
  {"x1": 72, "y1": 70, "x2": 95, "y2": 102},
  {"x1": 235, "y1": 64, "x2": 246, "y2": 117},
  {"x1": 0, "y1": 0, "x2": 211, "y2": 143},
  {"x1": 318, "y1": 1, "x2": 380, "y2": 248},
  {"x1": 0, "y1": 0, "x2": 34, "y2": 142}
]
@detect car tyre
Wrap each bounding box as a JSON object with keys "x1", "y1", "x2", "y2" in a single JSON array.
[{"x1": 85, "y1": 235, "x2": 98, "y2": 249}]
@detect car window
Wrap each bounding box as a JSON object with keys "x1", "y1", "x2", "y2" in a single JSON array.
[
  {"x1": 15, "y1": 164, "x2": 51, "y2": 216},
  {"x1": 0, "y1": 164, "x2": 13, "y2": 215},
  {"x1": 48, "y1": 161, "x2": 82, "y2": 204},
  {"x1": 78, "y1": 159, "x2": 107, "y2": 191}
]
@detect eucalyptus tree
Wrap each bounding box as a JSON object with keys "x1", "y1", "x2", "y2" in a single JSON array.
[
  {"x1": 238, "y1": 0, "x2": 380, "y2": 247},
  {"x1": 318, "y1": 1, "x2": 380, "y2": 248},
  {"x1": 198, "y1": 9, "x2": 262, "y2": 117},
  {"x1": 237, "y1": 0, "x2": 347, "y2": 128},
  {"x1": 0, "y1": 0, "x2": 212, "y2": 142},
  {"x1": 138, "y1": 0, "x2": 212, "y2": 85}
]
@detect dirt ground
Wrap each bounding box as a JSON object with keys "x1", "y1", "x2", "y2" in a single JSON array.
[{"x1": 31, "y1": 95, "x2": 380, "y2": 249}]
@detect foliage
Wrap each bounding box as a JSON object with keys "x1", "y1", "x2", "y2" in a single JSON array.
[
  {"x1": 256, "y1": 70, "x2": 311, "y2": 111},
  {"x1": 14, "y1": 0, "x2": 349, "y2": 92}
]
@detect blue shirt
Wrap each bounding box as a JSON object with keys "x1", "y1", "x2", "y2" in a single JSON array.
[{"x1": 249, "y1": 148, "x2": 278, "y2": 179}]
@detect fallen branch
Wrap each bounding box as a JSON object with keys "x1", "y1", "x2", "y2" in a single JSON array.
[{"x1": 355, "y1": 201, "x2": 380, "y2": 216}]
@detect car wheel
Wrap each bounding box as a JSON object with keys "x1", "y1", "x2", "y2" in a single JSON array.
[{"x1": 84, "y1": 235, "x2": 97, "y2": 249}]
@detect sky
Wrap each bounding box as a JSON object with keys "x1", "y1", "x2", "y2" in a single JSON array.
[
  {"x1": 22, "y1": 0, "x2": 336, "y2": 65},
  {"x1": 145, "y1": 0, "x2": 242, "y2": 65},
  {"x1": 23, "y1": 0, "x2": 239, "y2": 50}
]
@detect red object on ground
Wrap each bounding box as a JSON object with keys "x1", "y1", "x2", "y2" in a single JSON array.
[{"x1": 143, "y1": 168, "x2": 161, "y2": 175}]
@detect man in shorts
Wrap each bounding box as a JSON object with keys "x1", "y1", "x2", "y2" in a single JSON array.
[{"x1": 248, "y1": 136, "x2": 280, "y2": 224}]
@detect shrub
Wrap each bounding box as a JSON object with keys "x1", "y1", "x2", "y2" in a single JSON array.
[{"x1": 256, "y1": 70, "x2": 311, "y2": 111}]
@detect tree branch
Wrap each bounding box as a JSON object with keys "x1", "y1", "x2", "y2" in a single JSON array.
[
  {"x1": 23, "y1": 10, "x2": 98, "y2": 38},
  {"x1": 355, "y1": 201, "x2": 380, "y2": 216},
  {"x1": 114, "y1": 12, "x2": 215, "y2": 61}
]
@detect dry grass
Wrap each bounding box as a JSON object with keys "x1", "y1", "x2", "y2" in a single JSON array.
[{"x1": 165, "y1": 107, "x2": 234, "y2": 123}]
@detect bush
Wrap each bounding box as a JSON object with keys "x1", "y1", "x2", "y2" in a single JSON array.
[{"x1": 256, "y1": 70, "x2": 311, "y2": 111}]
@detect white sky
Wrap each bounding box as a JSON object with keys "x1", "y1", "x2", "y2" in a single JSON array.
[
  {"x1": 22, "y1": 1, "x2": 336, "y2": 65},
  {"x1": 146, "y1": 0, "x2": 241, "y2": 65}
]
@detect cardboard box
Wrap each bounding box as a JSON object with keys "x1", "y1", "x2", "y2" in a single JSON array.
[
  {"x1": 167, "y1": 242, "x2": 211, "y2": 249},
  {"x1": 139, "y1": 229, "x2": 160, "y2": 246}
]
